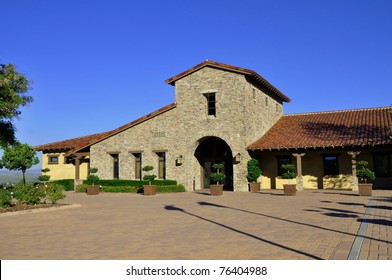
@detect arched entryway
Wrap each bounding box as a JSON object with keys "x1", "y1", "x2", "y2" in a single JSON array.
[{"x1": 194, "y1": 137, "x2": 234, "y2": 191}]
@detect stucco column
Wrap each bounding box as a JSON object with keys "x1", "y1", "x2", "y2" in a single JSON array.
[
  {"x1": 74, "y1": 156, "x2": 81, "y2": 180},
  {"x1": 293, "y1": 153, "x2": 306, "y2": 191},
  {"x1": 348, "y1": 151, "x2": 361, "y2": 191}
]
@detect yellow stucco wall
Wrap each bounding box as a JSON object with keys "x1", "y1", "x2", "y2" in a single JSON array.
[
  {"x1": 255, "y1": 148, "x2": 381, "y2": 190},
  {"x1": 41, "y1": 153, "x2": 89, "y2": 180}
]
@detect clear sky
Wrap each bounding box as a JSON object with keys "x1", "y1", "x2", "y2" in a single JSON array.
[{"x1": 1, "y1": 0, "x2": 391, "y2": 150}]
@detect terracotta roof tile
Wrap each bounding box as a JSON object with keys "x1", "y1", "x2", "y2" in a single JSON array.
[
  {"x1": 165, "y1": 60, "x2": 291, "y2": 103},
  {"x1": 248, "y1": 107, "x2": 392, "y2": 151},
  {"x1": 35, "y1": 103, "x2": 177, "y2": 154}
]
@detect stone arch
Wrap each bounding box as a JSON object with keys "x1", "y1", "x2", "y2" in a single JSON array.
[{"x1": 194, "y1": 136, "x2": 234, "y2": 191}]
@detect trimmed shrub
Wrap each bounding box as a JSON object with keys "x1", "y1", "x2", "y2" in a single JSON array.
[
  {"x1": 75, "y1": 184, "x2": 88, "y2": 193},
  {"x1": 52, "y1": 179, "x2": 74, "y2": 191},
  {"x1": 13, "y1": 182, "x2": 45, "y2": 205},
  {"x1": 45, "y1": 182, "x2": 66, "y2": 204},
  {"x1": 100, "y1": 186, "x2": 137, "y2": 193},
  {"x1": 0, "y1": 189, "x2": 12, "y2": 208},
  {"x1": 156, "y1": 184, "x2": 186, "y2": 193},
  {"x1": 84, "y1": 179, "x2": 177, "y2": 187}
]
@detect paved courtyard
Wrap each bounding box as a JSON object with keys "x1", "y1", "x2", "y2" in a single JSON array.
[{"x1": 0, "y1": 189, "x2": 391, "y2": 260}]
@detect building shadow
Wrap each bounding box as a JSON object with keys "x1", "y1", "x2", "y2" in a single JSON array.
[
  {"x1": 357, "y1": 218, "x2": 392, "y2": 227},
  {"x1": 164, "y1": 204, "x2": 323, "y2": 260},
  {"x1": 196, "y1": 201, "x2": 390, "y2": 244}
]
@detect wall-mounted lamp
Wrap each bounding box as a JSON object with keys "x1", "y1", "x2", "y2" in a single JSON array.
[
  {"x1": 176, "y1": 155, "x2": 183, "y2": 166},
  {"x1": 234, "y1": 153, "x2": 241, "y2": 163}
]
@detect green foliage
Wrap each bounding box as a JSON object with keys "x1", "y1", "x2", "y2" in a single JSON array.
[
  {"x1": 45, "y1": 182, "x2": 66, "y2": 204},
  {"x1": 97, "y1": 184, "x2": 185, "y2": 193},
  {"x1": 0, "y1": 142, "x2": 39, "y2": 184},
  {"x1": 52, "y1": 179, "x2": 74, "y2": 191},
  {"x1": 13, "y1": 182, "x2": 45, "y2": 205},
  {"x1": 0, "y1": 63, "x2": 33, "y2": 147},
  {"x1": 142, "y1": 165, "x2": 156, "y2": 185},
  {"x1": 142, "y1": 165, "x2": 154, "y2": 172},
  {"x1": 247, "y1": 158, "x2": 262, "y2": 182},
  {"x1": 86, "y1": 167, "x2": 100, "y2": 185},
  {"x1": 281, "y1": 164, "x2": 297, "y2": 179},
  {"x1": 75, "y1": 184, "x2": 88, "y2": 193},
  {"x1": 356, "y1": 160, "x2": 376, "y2": 183},
  {"x1": 91, "y1": 179, "x2": 177, "y2": 187},
  {"x1": 211, "y1": 162, "x2": 225, "y2": 185},
  {"x1": 38, "y1": 168, "x2": 51, "y2": 182},
  {"x1": 0, "y1": 189, "x2": 12, "y2": 208},
  {"x1": 101, "y1": 186, "x2": 138, "y2": 193},
  {"x1": 38, "y1": 175, "x2": 51, "y2": 182},
  {"x1": 156, "y1": 184, "x2": 186, "y2": 193}
]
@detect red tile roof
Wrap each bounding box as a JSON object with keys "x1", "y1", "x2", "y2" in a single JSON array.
[
  {"x1": 35, "y1": 103, "x2": 177, "y2": 154},
  {"x1": 165, "y1": 60, "x2": 291, "y2": 103},
  {"x1": 248, "y1": 107, "x2": 392, "y2": 151}
]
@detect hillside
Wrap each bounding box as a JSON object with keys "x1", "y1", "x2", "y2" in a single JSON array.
[{"x1": 0, "y1": 169, "x2": 41, "y2": 184}]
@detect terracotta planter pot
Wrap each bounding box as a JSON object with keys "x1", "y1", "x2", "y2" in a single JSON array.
[
  {"x1": 283, "y1": 184, "x2": 296, "y2": 196},
  {"x1": 249, "y1": 182, "x2": 261, "y2": 192},
  {"x1": 358, "y1": 183, "x2": 372, "y2": 196},
  {"x1": 210, "y1": 185, "x2": 223, "y2": 196},
  {"x1": 143, "y1": 185, "x2": 157, "y2": 195},
  {"x1": 87, "y1": 185, "x2": 100, "y2": 195}
]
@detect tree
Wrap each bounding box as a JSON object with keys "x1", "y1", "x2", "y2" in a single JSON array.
[
  {"x1": 0, "y1": 142, "x2": 39, "y2": 184},
  {"x1": 0, "y1": 63, "x2": 33, "y2": 147}
]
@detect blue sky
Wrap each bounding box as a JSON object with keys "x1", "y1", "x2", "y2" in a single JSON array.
[{"x1": 1, "y1": 0, "x2": 391, "y2": 151}]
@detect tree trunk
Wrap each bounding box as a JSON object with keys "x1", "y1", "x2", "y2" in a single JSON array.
[{"x1": 22, "y1": 168, "x2": 26, "y2": 185}]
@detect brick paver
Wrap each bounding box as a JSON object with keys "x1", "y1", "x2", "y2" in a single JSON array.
[{"x1": 0, "y1": 189, "x2": 391, "y2": 260}]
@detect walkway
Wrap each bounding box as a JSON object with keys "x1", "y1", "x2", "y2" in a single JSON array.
[{"x1": 0, "y1": 189, "x2": 390, "y2": 260}]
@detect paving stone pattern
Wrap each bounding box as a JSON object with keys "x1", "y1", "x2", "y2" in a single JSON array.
[{"x1": 0, "y1": 190, "x2": 391, "y2": 260}]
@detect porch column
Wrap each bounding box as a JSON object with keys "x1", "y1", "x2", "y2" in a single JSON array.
[
  {"x1": 348, "y1": 151, "x2": 361, "y2": 191},
  {"x1": 293, "y1": 153, "x2": 306, "y2": 191},
  {"x1": 75, "y1": 156, "x2": 81, "y2": 180}
]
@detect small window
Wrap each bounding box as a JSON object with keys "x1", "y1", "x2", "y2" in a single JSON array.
[
  {"x1": 157, "y1": 152, "x2": 166, "y2": 179},
  {"x1": 48, "y1": 155, "x2": 59, "y2": 164},
  {"x1": 252, "y1": 88, "x2": 256, "y2": 100},
  {"x1": 323, "y1": 155, "x2": 339, "y2": 176},
  {"x1": 277, "y1": 156, "x2": 292, "y2": 176},
  {"x1": 133, "y1": 153, "x2": 142, "y2": 180},
  {"x1": 111, "y1": 154, "x2": 119, "y2": 179},
  {"x1": 265, "y1": 96, "x2": 268, "y2": 107},
  {"x1": 205, "y1": 92, "x2": 216, "y2": 117}
]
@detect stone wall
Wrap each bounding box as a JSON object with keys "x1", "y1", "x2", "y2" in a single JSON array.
[{"x1": 91, "y1": 66, "x2": 284, "y2": 191}]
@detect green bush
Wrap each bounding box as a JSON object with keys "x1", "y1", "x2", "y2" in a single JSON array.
[
  {"x1": 13, "y1": 182, "x2": 45, "y2": 205},
  {"x1": 247, "y1": 158, "x2": 262, "y2": 182},
  {"x1": 101, "y1": 186, "x2": 137, "y2": 193},
  {"x1": 45, "y1": 182, "x2": 66, "y2": 204},
  {"x1": 0, "y1": 189, "x2": 12, "y2": 208},
  {"x1": 99, "y1": 184, "x2": 185, "y2": 193},
  {"x1": 281, "y1": 164, "x2": 297, "y2": 179},
  {"x1": 84, "y1": 179, "x2": 177, "y2": 187},
  {"x1": 156, "y1": 184, "x2": 186, "y2": 193},
  {"x1": 75, "y1": 184, "x2": 88, "y2": 193},
  {"x1": 357, "y1": 160, "x2": 376, "y2": 183},
  {"x1": 52, "y1": 179, "x2": 74, "y2": 191}
]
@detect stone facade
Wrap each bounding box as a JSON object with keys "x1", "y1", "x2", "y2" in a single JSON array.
[{"x1": 91, "y1": 65, "x2": 285, "y2": 191}]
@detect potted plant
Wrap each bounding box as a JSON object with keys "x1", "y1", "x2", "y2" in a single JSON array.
[
  {"x1": 210, "y1": 162, "x2": 225, "y2": 196},
  {"x1": 86, "y1": 167, "x2": 100, "y2": 195},
  {"x1": 247, "y1": 158, "x2": 262, "y2": 192},
  {"x1": 356, "y1": 160, "x2": 376, "y2": 196},
  {"x1": 142, "y1": 165, "x2": 157, "y2": 195},
  {"x1": 281, "y1": 163, "x2": 297, "y2": 196}
]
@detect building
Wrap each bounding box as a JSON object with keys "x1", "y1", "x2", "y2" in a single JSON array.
[{"x1": 35, "y1": 60, "x2": 392, "y2": 191}]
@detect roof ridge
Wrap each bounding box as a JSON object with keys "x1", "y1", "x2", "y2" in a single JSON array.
[{"x1": 284, "y1": 106, "x2": 392, "y2": 117}]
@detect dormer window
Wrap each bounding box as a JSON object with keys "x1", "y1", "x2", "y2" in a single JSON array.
[{"x1": 205, "y1": 92, "x2": 216, "y2": 117}]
